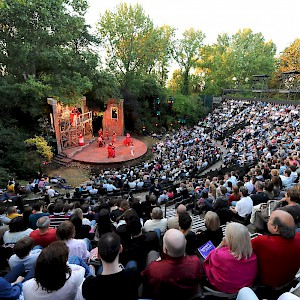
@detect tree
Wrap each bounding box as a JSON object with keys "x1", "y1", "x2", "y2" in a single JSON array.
[
  {"x1": 200, "y1": 29, "x2": 276, "y2": 95},
  {"x1": 97, "y1": 3, "x2": 165, "y2": 89},
  {"x1": 173, "y1": 28, "x2": 205, "y2": 95},
  {"x1": 0, "y1": 0, "x2": 97, "y2": 123},
  {"x1": 273, "y1": 39, "x2": 300, "y2": 89}
]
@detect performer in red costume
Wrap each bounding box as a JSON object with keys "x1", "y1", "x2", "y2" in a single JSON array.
[
  {"x1": 107, "y1": 143, "x2": 115, "y2": 158},
  {"x1": 123, "y1": 132, "x2": 132, "y2": 146}
]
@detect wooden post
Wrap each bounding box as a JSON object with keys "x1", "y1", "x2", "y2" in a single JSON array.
[{"x1": 47, "y1": 98, "x2": 62, "y2": 154}]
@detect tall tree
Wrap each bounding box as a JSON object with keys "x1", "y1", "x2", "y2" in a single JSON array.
[
  {"x1": 273, "y1": 39, "x2": 300, "y2": 89},
  {"x1": 0, "y1": 0, "x2": 96, "y2": 121},
  {"x1": 173, "y1": 28, "x2": 205, "y2": 95},
  {"x1": 97, "y1": 3, "x2": 164, "y2": 89},
  {"x1": 200, "y1": 29, "x2": 276, "y2": 95}
]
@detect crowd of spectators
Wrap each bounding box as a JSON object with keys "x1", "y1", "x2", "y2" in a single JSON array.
[{"x1": 1, "y1": 99, "x2": 300, "y2": 299}]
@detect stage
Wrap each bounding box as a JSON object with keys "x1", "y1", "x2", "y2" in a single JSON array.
[{"x1": 62, "y1": 136, "x2": 148, "y2": 164}]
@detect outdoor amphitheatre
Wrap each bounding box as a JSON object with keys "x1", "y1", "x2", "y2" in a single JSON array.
[
  {"x1": 1, "y1": 1, "x2": 300, "y2": 299},
  {"x1": 2, "y1": 97, "x2": 300, "y2": 299}
]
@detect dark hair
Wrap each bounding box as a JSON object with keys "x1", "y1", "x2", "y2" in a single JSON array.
[
  {"x1": 9, "y1": 216, "x2": 26, "y2": 233},
  {"x1": 96, "y1": 209, "x2": 115, "y2": 237},
  {"x1": 53, "y1": 203, "x2": 64, "y2": 213},
  {"x1": 178, "y1": 212, "x2": 192, "y2": 231},
  {"x1": 272, "y1": 216, "x2": 296, "y2": 239},
  {"x1": 287, "y1": 189, "x2": 300, "y2": 203},
  {"x1": 81, "y1": 204, "x2": 89, "y2": 213},
  {"x1": 69, "y1": 214, "x2": 82, "y2": 238},
  {"x1": 220, "y1": 186, "x2": 227, "y2": 195},
  {"x1": 56, "y1": 220, "x2": 75, "y2": 241},
  {"x1": 97, "y1": 232, "x2": 121, "y2": 263},
  {"x1": 14, "y1": 237, "x2": 35, "y2": 259},
  {"x1": 35, "y1": 241, "x2": 71, "y2": 292},
  {"x1": 32, "y1": 201, "x2": 44, "y2": 211},
  {"x1": 201, "y1": 191, "x2": 208, "y2": 199},
  {"x1": 126, "y1": 215, "x2": 142, "y2": 236},
  {"x1": 0, "y1": 206, "x2": 7, "y2": 215},
  {"x1": 239, "y1": 186, "x2": 249, "y2": 197}
]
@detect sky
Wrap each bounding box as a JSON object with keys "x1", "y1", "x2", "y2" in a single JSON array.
[{"x1": 85, "y1": 0, "x2": 299, "y2": 56}]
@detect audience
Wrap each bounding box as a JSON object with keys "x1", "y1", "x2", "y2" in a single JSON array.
[{"x1": 2, "y1": 99, "x2": 300, "y2": 298}]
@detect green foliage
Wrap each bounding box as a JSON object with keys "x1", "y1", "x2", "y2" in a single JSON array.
[
  {"x1": 173, "y1": 28, "x2": 205, "y2": 95},
  {"x1": 173, "y1": 93, "x2": 205, "y2": 124},
  {"x1": 25, "y1": 136, "x2": 54, "y2": 162},
  {"x1": 0, "y1": 123, "x2": 44, "y2": 180},
  {"x1": 0, "y1": 0, "x2": 97, "y2": 121},
  {"x1": 200, "y1": 29, "x2": 276, "y2": 96}
]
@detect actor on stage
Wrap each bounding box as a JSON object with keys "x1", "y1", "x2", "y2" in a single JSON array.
[
  {"x1": 112, "y1": 131, "x2": 117, "y2": 144},
  {"x1": 123, "y1": 132, "x2": 132, "y2": 146}
]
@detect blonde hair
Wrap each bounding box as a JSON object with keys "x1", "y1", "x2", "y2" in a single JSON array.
[
  {"x1": 205, "y1": 211, "x2": 220, "y2": 231},
  {"x1": 209, "y1": 183, "x2": 217, "y2": 199},
  {"x1": 225, "y1": 222, "x2": 252, "y2": 260}
]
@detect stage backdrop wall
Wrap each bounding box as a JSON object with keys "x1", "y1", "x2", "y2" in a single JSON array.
[{"x1": 103, "y1": 98, "x2": 124, "y2": 136}]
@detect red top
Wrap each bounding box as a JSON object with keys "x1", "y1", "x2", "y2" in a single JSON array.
[
  {"x1": 141, "y1": 254, "x2": 203, "y2": 299},
  {"x1": 30, "y1": 228, "x2": 57, "y2": 248},
  {"x1": 251, "y1": 233, "x2": 300, "y2": 287}
]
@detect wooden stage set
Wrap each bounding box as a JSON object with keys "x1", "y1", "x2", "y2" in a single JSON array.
[{"x1": 63, "y1": 136, "x2": 148, "y2": 165}]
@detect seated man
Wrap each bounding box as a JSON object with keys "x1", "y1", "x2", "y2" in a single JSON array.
[
  {"x1": 251, "y1": 210, "x2": 300, "y2": 298},
  {"x1": 29, "y1": 216, "x2": 57, "y2": 248},
  {"x1": 141, "y1": 228, "x2": 203, "y2": 300},
  {"x1": 80, "y1": 232, "x2": 140, "y2": 300},
  {"x1": 229, "y1": 186, "x2": 253, "y2": 222},
  {"x1": 9, "y1": 237, "x2": 42, "y2": 271}
]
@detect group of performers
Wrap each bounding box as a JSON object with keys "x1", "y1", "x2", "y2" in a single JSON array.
[{"x1": 97, "y1": 129, "x2": 133, "y2": 158}]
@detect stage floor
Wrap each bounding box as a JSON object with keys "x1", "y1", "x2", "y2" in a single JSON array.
[{"x1": 63, "y1": 136, "x2": 148, "y2": 164}]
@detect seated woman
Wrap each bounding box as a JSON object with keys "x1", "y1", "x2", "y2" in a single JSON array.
[
  {"x1": 56, "y1": 220, "x2": 90, "y2": 261},
  {"x1": 228, "y1": 185, "x2": 240, "y2": 206},
  {"x1": 203, "y1": 222, "x2": 257, "y2": 294},
  {"x1": 23, "y1": 241, "x2": 85, "y2": 300},
  {"x1": 196, "y1": 211, "x2": 223, "y2": 247},
  {"x1": 3, "y1": 216, "x2": 33, "y2": 246}
]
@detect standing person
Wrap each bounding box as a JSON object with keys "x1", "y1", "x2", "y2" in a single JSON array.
[
  {"x1": 98, "y1": 128, "x2": 103, "y2": 139},
  {"x1": 123, "y1": 132, "x2": 132, "y2": 146},
  {"x1": 105, "y1": 129, "x2": 109, "y2": 140},
  {"x1": 107, "y1": 143, "x2": 114, "y2": 158},
  {"x1": 112, "y1": 131, "x2": 117, "y2": 145},
  {"x1": 130, "y1": 142, "x2": 135, "y2": 157},
  {"x1": 80, "y1": 232, "x2": 140, "y2": 300}
]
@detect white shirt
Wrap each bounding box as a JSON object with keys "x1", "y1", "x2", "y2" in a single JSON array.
[
  {"x1": 65, "y1": 239, "x2": 90, "y2": 261},
  {"x1": 235, "y1": 196, "x2": 253, "y2": 217},
  {"x1": 244, "y1": 181, "x2": 254, "y2": 194},
  {"x1": 23, "y1": 264, "x2": 85, "y2": 300},
  {"x1": 143, "y1": 218, "x2": 168, "y2": 235}
]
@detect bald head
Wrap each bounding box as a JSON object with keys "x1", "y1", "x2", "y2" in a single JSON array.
[
  {"x1": 176, "y1": 204, "x2": 186, "y2": 215},
  {"x1": 268, "y1": 210, "x2": 296, "y2": 238},
  {"x1": 36, "y1": 216, "x2": 50, "y2": 229},
  {"x1": 163, "y1": 229, "x2": 186, "y2": 258}
]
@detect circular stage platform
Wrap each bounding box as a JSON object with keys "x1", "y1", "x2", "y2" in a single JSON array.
[{"x1": 63, "y1": 136, "x2": 148, "y2": 165}]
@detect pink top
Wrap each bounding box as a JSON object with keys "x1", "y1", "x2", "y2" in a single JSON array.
[{"x1": 203, "y1": 246, "x2": 257, "y2": 294}]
